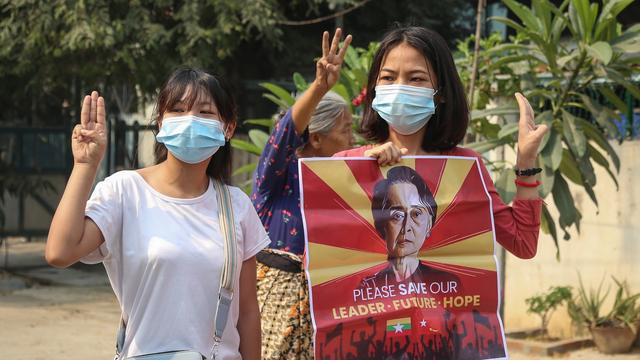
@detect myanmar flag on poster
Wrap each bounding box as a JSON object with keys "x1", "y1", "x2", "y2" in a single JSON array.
[
  {"x1": 299, "y1": 157, "x2": 508, "y2": 360},
  {"x1": 386, "y1": 317, "x2": 411, "y2": 335}
]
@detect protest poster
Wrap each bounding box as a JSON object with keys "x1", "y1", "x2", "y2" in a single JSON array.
[{"x1": 299, "y1": 157, "x2": 508, "y2": 360}]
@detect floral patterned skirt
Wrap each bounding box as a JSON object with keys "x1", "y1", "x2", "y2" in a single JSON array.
[{"x1": 256, "y1": 249, "x2": 313, "y2": 360}]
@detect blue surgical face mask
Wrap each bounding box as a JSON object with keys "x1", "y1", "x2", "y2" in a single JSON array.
[
  {"x1": 156, "y1": 115, "x2": 226, "y2": 164},
  {"x1": 372, "y1": 84, "x2": 437, "y2": 135}
]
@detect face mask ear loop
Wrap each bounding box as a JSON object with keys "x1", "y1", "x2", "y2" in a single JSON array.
[
  {"x1": 221, "y1": 123, "x2": 230, "y2": 142},
  {"x1": 432, "y1": 89, "x2": 440, "y2": 111}
]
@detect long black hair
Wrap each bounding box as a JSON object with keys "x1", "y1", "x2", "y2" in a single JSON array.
[
  {"x1": 361, "y1": 26, "x2": 469, "y2": 152},
  {"x1": 152, "y1": 67, "x2": 236, "y2": 183}
]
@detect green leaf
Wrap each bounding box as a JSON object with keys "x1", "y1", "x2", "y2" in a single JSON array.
[
  {"x1": 566, "y1": 148, "x2": 598, "y2": 207},
  {"x1": 559, "y1": 149, "x2": 583, "y2": 185},
  {"x1": 576, "y1": 152, "x2": 596, "y2": 186},
  {"x1": 550, "y1": 1, "x2": 570, "y2": 44},
  {"x1": 568, "y1": 0, "x2": 585, "y2": 39},
  {"x1": 343, "y1": 46, "x2": 360, "y2": 71},
  {"x1": 561, "y1": 109, "x2": 587, "y2": 158},
  {"x1": 332, "y1": 83, "x2": 352, "y2": 105},
  {"x1": 473, "y1": 119, "x2": 502, "y2": 139},
  {"x1": 586, "y1": 42, "x2": 613, "y2": 64},
  {"x1": 485, "y1": 43, "x2": 530, "y2": 55},
  {"x1": 232, "y1": 162, "x2": 257, "y2": 177},
  {"x1": 248, "y1": 129, "x2": 269, "y2": 149},
  {"x1": 243, "y1": 118, "x2": 273, "y2": 128},
  {"x1": 605, "y1": 68, "x2": 640, "y2": 101},
  {"x1": 581, "y1": 175, "x2": 599, "y2": 208},
  {"x1": 498, "y1": 123, "x2": 519, "y2": 139},
  {"x1": 579, "y1": 118, "x2": 621, "y2": 172},
  {"x1": 262, "y1": 93, "x2": 290, "y2": 110},
  {"x1": 535, "y1": 111, "x2": 554, "y2": 150},
  {"x1": 491, "y1": 16, "x2": 528, "y2": 34},
  {"x1": 611, "y1": 24, "x2": 640, "y2": 52},
  {"x1": 230, "y1": 138, "x2": 261, "y2": 156},
  {"x1": 470, "y1": 106, "x2": 519, "y2": 120},
  {"x1": 292, "y1": 72, "x2": 308, "y2": 92},
  {"x1": 578, "y1": 94, "x2": 619, "y2": 137},
  {"x1": 588, "y1": 2, "x2": 599, "y2": 38},
  {"x1": 236, "y1": 178, "x2": 253, "y2": 195},
  {"x1": 557, "y1": 50, "x2": 580, "y2": 68},
  {"x1": 532, "y1": 0, "x2": 552, "y2": 38},
  {"x1": 503, "y1": 0, "x2": 544, "y2": 34},
  {"x1": 487, "y1": 54, "x2": 541, "y2": 72},
  {"x1": 541, "y1": 129, "x2": 563, "y2": 170},
  {"x1": 260, "y1": 82, "x2": 295, "y2": 107},
  {"x1": 466, "y1": 139, "x2": 505, "y2": 154},
  {"x1": 597, "y1": 85, "x2": 628, "y2": 115},
  {"x1": 495, "y1": 167, "x2": 516, "y2": 204},
  {"x1": 595, "y1": 0, "x2": 635, "y2": 40},
  {"x1": 492, "y1": 16, "x2": 555, "y2": 56},
  {"x1": 587, "y1": 143, "x2": 619, "y2": 190},
  {"x1": 541, "y1": 203, "x2": 560, "y2": 258},
  {"x1": 540, "y1": 162, "x2": 556, "y2": 197},
  {"x1": 552, "y1": 172, "x2": 578, "y2": 235},
  {"x1": 527, "y1": 89, "x2": 557, "y2": 102}
]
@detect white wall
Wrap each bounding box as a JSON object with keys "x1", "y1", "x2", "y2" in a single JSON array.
[{"x1": 502, "y1": 141, "x2": 640, "y2": 338}]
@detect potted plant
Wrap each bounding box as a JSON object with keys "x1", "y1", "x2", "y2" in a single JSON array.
[
  {"x1": 525, "y1": 286, "x2": 573, "y2": 340},
  {"x1": 568, "y1": 276, "x2": 640, "y2": 354}
]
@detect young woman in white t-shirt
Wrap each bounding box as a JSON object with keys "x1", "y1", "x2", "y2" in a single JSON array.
[{"x1": 45, "y1": 68, "x2": 269, "y2": 359}]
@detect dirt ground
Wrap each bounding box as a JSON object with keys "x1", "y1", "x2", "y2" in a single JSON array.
[
  {"x1": 0, "y1": 283, "x2": 119, "y2": 359},
  {"x1": 1, "y1": 240, "x2": 639, "y2": 360}
]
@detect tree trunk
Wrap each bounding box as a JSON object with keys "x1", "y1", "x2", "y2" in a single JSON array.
[{"x1": 468, "y1": 0, "x2": 487, "y2": 109}]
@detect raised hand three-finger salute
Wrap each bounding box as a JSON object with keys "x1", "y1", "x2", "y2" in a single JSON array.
[
  {"x1": 46, "y1": 90, "x2": 109, "y2": 268},
  {"x1": 292, "y1": 28, "x2": 352, "y2": 134},
  {"x1": 72, "y1": 91, "x2": 107, "y2": 166},
  {"x1": 314, "y1": 28, "x2": 352, "y2": 93}
]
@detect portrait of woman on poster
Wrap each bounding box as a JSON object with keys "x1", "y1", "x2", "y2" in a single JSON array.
[{"x1": 365, "y1": 165, "x2": 459, "y2": 287}]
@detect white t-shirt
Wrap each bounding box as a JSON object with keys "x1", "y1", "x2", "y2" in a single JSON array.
[{"x1": 81, "y1": 170, "x2": 270, "y2": 359}]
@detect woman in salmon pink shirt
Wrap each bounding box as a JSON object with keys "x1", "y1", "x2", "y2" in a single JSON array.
[{"x1": 334, "y1": 26, "x2": 548, "y2": 259}]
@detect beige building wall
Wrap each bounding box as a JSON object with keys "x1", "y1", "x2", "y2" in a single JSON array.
[{"x1": 501, "y1": 140, "x2": 640, "y2": 338}]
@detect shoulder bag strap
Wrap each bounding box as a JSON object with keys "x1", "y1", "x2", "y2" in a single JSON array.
[
  {"x1": 211, "y1": 180, "x2": 238, "y2": 357},
  {"x1": 117, "y1": 211, "x2": 126, "y2": 358}
]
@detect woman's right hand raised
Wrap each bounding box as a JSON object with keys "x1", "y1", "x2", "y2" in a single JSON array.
[
  {"x1": 72, "y1": 91, "x2": 107, "y2": 167},
  {"x1": 314, "y1": 28, "x2": 352, "y2": 93}
]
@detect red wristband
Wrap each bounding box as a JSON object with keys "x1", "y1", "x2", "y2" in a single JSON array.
[{"x1": 514, "y1": 179, "x2": 541, "y2": 188}]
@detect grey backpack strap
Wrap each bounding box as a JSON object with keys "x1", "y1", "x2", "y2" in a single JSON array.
[{"x1": 211, "y1": 180, "x2": 238, "y2": 359}]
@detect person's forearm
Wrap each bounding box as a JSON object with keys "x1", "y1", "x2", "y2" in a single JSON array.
[
  {"x1": 45, "y1": 163, "x2": 98, "y2": 266},
  {"x1": 291, "y1": 80, "x2": 328, "y2": 135},
  {"x1": 238, "y1": 305, "x2": 261, "y2": 360}
]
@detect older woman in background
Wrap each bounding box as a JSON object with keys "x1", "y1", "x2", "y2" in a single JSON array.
[{"x1": 251, "y1": 29, "x2": 353, "y2": 359}]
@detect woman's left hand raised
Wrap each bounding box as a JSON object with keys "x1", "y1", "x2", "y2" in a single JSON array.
[{"x1": 515, "y1": 93, "x2": 548, "y2": 168}]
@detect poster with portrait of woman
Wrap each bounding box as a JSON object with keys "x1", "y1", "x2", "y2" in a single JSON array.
[{"x1": 299, "y1": 157, "x2": 508, "y2": 360}]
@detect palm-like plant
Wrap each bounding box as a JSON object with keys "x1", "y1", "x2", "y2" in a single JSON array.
[
  {"x1": 465, "y1": 0, "x2": 640, "y2": 253},
  {"x1": 568, "y1": 275, "x2": 640, "y2": 331}
]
